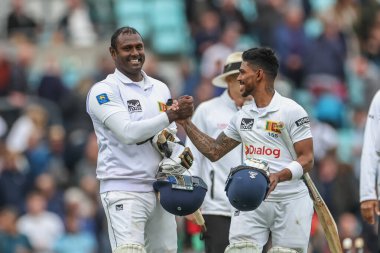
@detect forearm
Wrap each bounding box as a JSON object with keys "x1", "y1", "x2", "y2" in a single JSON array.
[
  {"x1": 182, "y1": 119, "x2": 235, "y2": 162},
  {"x1": 105, "y1": 111, "x2": 169, "y2": 145}
]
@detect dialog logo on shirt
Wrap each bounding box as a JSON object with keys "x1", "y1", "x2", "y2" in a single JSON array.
[
  {"x1": 127, "y1": 100, "x2": 142, "y2": 112},
  {"x1": 245, "y1": 144, "x2": 281, "y2": 158},
  {"x1": 96, "y1": 93, "x2": 110, "y2": 105},
  {"x1": 295, "y1": 117, "x2": 310, "y2": 127},
  {"x1": 116, "y1": 204, "x2": 123, "y2": 211},
  {"x1": 240, "y1": 118, "x2": 254, "y2": 131}
]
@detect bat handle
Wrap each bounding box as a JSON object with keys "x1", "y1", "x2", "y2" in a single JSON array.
[{"x1": 193, "y1": 209, "x2": 207, "y2": 232}]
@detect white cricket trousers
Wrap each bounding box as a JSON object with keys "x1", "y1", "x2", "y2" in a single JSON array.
[
  {"x1": 100, "y1": 191, "x2": 177, "y2": 253},
  {"x1": 229, "y1": 193, "x2": 313, "y2": 252}
]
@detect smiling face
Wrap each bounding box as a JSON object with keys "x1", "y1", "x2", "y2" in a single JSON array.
[
  {"x1": 109, "y1": 32, "x2": 145, "y2": 81},
  {"x1": 237, "y1": 61, "x2": 261, "y2": 97}
]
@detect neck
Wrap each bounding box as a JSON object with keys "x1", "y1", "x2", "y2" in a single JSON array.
[
  {"x1": 119, "y1": 68, "x2": 143, "y2": 82},
  {"x1": 254, "y1": 86, "x2": 275, "y2": 108},
  {"x1": 228, "y1": 90, "x2": 245, "y2": 107}
]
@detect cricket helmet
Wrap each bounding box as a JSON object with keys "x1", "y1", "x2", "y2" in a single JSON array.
[
  {"x1": 225, "y1": 164, "x2": 270, "y2": 211},
  {"x1": 153, "y1": 174, "x2": 207, "y2": 216}
]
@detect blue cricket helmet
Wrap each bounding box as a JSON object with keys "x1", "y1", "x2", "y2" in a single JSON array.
[
  {"x1": 153, "y1": 174, "x2": 207, "y2": 216},
  {"x1": 225, "y1": 165, "x2": 270, "y2": 211}
]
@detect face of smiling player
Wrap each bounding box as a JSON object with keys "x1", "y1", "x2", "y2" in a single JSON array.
[{"x1": 110, "y1": 32, "x2": 145, "y2": 82}]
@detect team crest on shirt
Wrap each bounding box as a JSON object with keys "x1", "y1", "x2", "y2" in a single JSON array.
[
  {"x1": 127, "y1": 100, "x2": 142, "y2": 112},
  {"x1": 96, "y1": 93, "x2": 110, "y2": 105},
  {"x1": 265, "y1": 120, "x2": 284, "y2": 134},
  {"x1": 240, "y1": 118, "x2": 254, "y2": 131},
  {"x1": 158, "y1": 101, "x2": 168, "y2": 112}
]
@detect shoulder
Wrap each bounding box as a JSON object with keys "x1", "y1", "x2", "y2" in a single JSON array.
[
  {"x1": 146, "y1": 75, "x2": 169, "y2": 89},
  {"x1": 87, "y1": 81, "x2": 114, "y2": 98},
  {"x1": 196, "y1": 96, "x2": 221, "y2": 110},
  {"x1": 279, "y1": 96, "x2": 308, "y2": 115},
  {"x1": 372, "y1": 90, "x2": 380, "y2": 105}
]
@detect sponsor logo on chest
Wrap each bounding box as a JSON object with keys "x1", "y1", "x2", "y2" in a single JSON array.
[
  {"x1": 245, "y1": 144, "x2": 281, "y2": 158},
  {"x1": 127, "y1": 100, "x2": 142, "y2": 112}
]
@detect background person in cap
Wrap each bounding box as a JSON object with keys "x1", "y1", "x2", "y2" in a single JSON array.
[{"x1": 185, "y1": 52, "x2": 252, "y2": 253}]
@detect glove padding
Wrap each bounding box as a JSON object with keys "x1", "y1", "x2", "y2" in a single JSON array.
[
  {"x1": 153, "y1": 129, "x2": 194, "y2": 169},
  {"x1": 158, "y1": 157, "x2": 188, "y2": 175},
  {"x1": 243, "y1": 158, "x2": 270, "y2": 177}
]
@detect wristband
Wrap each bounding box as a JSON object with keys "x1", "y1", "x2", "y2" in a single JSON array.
[{"x1": 286, "y1": 161, "x2": 303, "y2": 180}]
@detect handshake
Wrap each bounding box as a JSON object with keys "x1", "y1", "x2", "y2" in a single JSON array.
[{"x1": 165, "y1": 95, "x2": 194, "y2": 123}]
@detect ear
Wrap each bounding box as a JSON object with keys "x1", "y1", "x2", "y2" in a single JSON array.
[
  {"x1": 256, "y1": 69, "x2": 264, "y2": 81},
  {"x1": 109, "y1": 47, "x2": 116, "y2": 58}
]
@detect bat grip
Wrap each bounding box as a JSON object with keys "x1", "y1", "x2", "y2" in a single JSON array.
[{"x1": 193, "y1": 210, "x2": 207, "y2": 232}]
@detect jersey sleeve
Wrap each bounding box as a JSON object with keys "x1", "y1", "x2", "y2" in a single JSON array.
[
  {"x1": 287, "y1": 103, "x2": 313, "y2": 144},
  {"x1": 360, "y1": 91, "x2": 380, "y2": 202},
  {"x1": 87, "y1": 83, "x2": 127, "y2": 123},
  {"x1": 224, "y1": 113, "x2": 242, "y2": 142}
]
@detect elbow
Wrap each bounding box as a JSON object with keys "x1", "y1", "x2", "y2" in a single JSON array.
[
  {"x1": 205, "y1": 152, "x2": 221, "y2": 162},
  {"x1": 304, "y1": 155, "x2": 314, "y2": 173},
  {"x1": 114, "y1": 133, "x2": 137, "y2": 145}
]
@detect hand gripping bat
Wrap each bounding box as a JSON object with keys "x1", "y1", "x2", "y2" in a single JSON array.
[
  {"x1": 281, "y1": 127, "x2": 342, "y2": 253},
  {"x1": 157, "y1": 132, "x2": 207, "y2": 232}
]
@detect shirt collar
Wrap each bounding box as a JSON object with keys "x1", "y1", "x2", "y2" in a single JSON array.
[
  {"x1": 249, "y1": 91, "x2": 281, "y2": 116},
  {"x1": 114, "y1": 68, "x2": 153, "y2": 89},
  {"x1": 221, "y1": 90, "x2": 240, "y2": 110}
]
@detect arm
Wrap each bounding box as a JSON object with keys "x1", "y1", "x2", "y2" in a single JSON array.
[
  {"x1": 268, "y1": 137, "x2": 314, "y2": 193},
  {"x1": 179, "y1": 119, "x2": 240, "y2": 162},
  {"x1": 88, "y1": 83, "x2": 193, "y2": 145},
  {"x1": 360, "y1": 92, "x2": 380, "y2": 224}
]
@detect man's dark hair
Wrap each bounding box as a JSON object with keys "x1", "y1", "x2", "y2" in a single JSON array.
[
  {"x1": 242, "y1": 47, "x2": 279, "y2": 80},
  {"x1": 110, "y1": 26, "x2": 142, "y2": 50}
]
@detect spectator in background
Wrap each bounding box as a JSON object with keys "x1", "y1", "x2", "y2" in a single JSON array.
[
  {"x1": 198, "y1": 22, "x2": 241, "y2": 103},
  {"x1": 58, "y1": 0, "x2": 98, "y2": 47},
  {"x1": 314, "y1": 153, "x2": 359, "y2": 220},
  {"x1": 0, "y1": 149, "x2": 30, "y2": 211},
  {"x1": 53, "y1": 213, "x2": 97, "y2": 253},
  {"x1": 6, "y1": 104, "x2": 50, "y2": 181},
  {"x1": 34, "y1": 173, "x2": 65, "y2": 220},
  {"x1": 303, "y1": 14, "x2": 347, "y2": 100},
  {"x1": 274, "y1": 4, "x2": 308, "y2": 88},
  {"x1": 37, "y1": 57, "x2": 69, "y2": 109},
  {"x1": 73, "y1": 131, "x2": 97, "y2": 184},
  {"x1": 192, "y1": 9, "x2": 221, "y2": 61},
  {"x1": 0, "y1": 207, "x2": 33, "y2": 253},
  {"x1": 254, "y1": 0, "x2": 286, "y2": 48},
  {"x1": 6, "y1": 0, "x2": 39, "y2": 42},
  {"x1": 217, "y1": 0, "x2": 250, "y2": 34},
  {"x1": 17, "y1": 191, "x2": 64, "y2": 253},
  {"x1": 0, "y1": 48, "x2": 13, "y2": 96}
]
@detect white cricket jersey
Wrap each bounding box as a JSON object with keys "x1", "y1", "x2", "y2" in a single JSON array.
[
  {"x1": 360, "y1": 90, "x2": 380, "y2": 202},
  {"x1": 224, "y1": 91, "x2": 312, "y2": 201},
  {"x1": 186, "y1": 91, "x2": 243, "y2": 217},
  {"x1": 86, "y1": 69, "x2": 174, "y2": 193}
]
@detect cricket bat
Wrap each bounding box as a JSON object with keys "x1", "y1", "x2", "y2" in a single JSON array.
[
  {"x1": 193, "y1": 209, "x2": 207, "y2": 232},
  {"x1": 303, "y1": 173, "x2": 343, "y2": 253},
  {"x1": 280, "y1": 127, "x2": 342, "y2": 253}
]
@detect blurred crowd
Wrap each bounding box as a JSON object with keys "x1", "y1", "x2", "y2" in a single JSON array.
[{"x1": 0, "y1": 0, "x2": 379, "y2": 252}]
